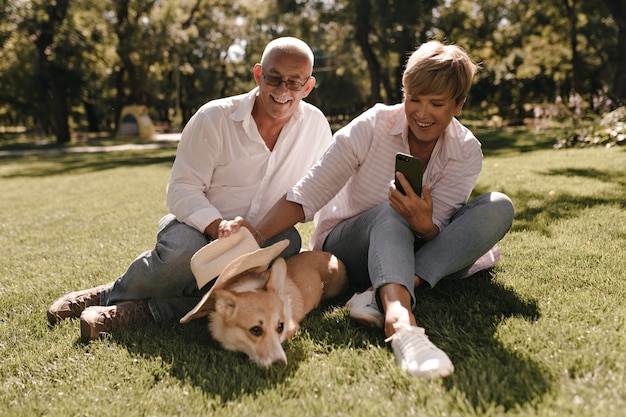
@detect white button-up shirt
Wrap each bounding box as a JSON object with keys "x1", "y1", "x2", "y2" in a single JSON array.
[{"x1": 167, "y1": 87, "x2": 333, "y2": 233}]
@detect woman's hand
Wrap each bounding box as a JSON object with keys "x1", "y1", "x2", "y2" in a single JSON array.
[
  {"x1": 389, "y1": 172, "x2": 438, "y2": 240},
  {"x1": 216, "y1": 216, "x2": 262, "y2": 244}
]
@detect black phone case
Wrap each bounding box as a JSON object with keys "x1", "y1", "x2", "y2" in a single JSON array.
[{"x1": 395, "y1": 153, "x2": 424, "y2": 196}]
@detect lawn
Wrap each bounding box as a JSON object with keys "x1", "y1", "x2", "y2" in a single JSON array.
[{"x1": 0, "y1": 126, "x2": 624, "y2": 417}]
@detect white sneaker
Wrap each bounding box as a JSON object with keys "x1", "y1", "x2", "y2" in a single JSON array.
[
  {"x1": 386, "y1": 323, "x2": 454, "y2": 379},
  {"x1": 346, "y1": 289, "x2": 384, "y2": 328}
]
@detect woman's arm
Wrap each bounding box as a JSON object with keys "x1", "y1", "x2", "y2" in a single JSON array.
[
  {"x1": 255, "y1": 196, "x2": 305, "y2": 244},
  {"x1": 216, "y1": 194, "x2": 304, "y2": 245}
]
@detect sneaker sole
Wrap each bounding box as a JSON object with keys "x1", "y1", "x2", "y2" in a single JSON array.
[
  {"x1": 405, "y1": 360, "x2": 455, "y2": 379},
  {"x1": 348, "y1": 310, "x2": 384, "y2": 328}
]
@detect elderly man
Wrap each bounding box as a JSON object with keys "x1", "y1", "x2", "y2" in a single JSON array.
[{"x1": 48, "y1": 37, "x2": 333, "y2": 341}]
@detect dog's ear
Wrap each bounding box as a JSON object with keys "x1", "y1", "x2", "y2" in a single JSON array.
[
  {"x1": 265, "y1": 257, "x2": 287, "y2": 297},
  {"x1": 213, "y1": 289, "x2": 237, "y2": 319}
]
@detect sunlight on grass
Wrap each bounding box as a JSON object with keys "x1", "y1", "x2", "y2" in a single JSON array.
[{"x1": 1, "y1": 134, "x2": 625, "y2": 417}]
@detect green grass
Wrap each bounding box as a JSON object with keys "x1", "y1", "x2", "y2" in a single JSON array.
[{"x1": 1, "y1": 127, "x2": 625, "y2": 416}]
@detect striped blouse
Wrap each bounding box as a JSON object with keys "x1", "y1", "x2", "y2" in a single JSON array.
[{"x1": 287, "y1": 102, "x2": 483, "y2": 250}]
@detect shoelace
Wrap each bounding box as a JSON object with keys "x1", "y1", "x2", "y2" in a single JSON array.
[
  {"x1": 385, "y1": 323, "x2": 438, "y2": 357},
  {"x1": 385, "y1": 322, "x2": 411, "y2": 343},
  {"x1": 68, "y1": 292, "x2": 101, "y2": 314},
  {"x1": 117, "y1": 302, "x2": 149, "y2": 325}
]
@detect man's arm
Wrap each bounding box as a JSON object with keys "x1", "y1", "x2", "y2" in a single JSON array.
[
  {"x1": 203, "y1": 219, "x2": 223, "y2": 240},
  {"x1": 166, "y1": 106, "x2": 224, "y2": 234}
]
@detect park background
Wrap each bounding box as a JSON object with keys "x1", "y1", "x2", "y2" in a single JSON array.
[
  {"x1": 1, "y1": 1, "x2": 625, "y2": 416},
  {"x1": 1, "y1": 0, "x2": 626, "y2": 146}
]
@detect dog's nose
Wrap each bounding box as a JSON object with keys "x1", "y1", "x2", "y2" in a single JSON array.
[{"x1": 272, "y1": 357, "x2": 287, "y2": 366}]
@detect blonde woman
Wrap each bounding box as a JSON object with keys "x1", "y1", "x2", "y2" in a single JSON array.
[{"x1": 226, "y1": 41, "x2": 514, "y2": 379}]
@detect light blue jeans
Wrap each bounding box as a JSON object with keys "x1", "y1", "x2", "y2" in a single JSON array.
[
  {"x1": 322, "y1": 192, "x2": 514, "y2": 308},
  {"x1": 100, "y1": 214, "x2": 302, "y2": 322}
]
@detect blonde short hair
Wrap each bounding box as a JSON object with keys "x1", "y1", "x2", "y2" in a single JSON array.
[{"x1": 402, "y1": 40, "x2": 479, "y2": 104}]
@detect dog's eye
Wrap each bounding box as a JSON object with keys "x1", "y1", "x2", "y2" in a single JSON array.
[
  {"x1": 277, "y1": 322, "x2": 284, "y2": 334},
  {"x1": 249, "y1": 326, "x2": 263, "y2": 337}
]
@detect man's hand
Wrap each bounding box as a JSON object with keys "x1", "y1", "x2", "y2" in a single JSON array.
[{"x1": 213, "y1": 217, "x2": 263, "y2": 244}]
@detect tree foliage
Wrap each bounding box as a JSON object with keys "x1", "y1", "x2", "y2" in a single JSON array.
[{"x1": 0, "y1": 0, "x2": 623, "y2": 143}]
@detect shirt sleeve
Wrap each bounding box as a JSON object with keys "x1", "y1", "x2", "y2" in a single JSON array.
[
  {"x1": 288, "y1": 108, "x2": 376, "y2": 221},
  {"x1": 166, "y1": 106, "x2": 223, "y2": 233}
]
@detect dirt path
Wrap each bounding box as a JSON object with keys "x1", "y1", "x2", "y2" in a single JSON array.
[{"x1": 0, "y1": 134, "x2": 180, "y2": 157}]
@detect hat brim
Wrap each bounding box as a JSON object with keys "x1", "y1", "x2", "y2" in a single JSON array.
[
  {"x1": 190, "y1": 228, "x2": 262, "y2": 289},
  {"x1": 180, "y1": 230, "x2": 289, "y2": 323}
]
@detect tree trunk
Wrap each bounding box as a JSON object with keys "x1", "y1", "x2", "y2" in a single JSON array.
[
  {"x1": 353, "y1": 0, "x2": 382, "y2": 105},
  {"x1": 113, "y1": 0, "x2": 131, "y2": 133},
  {"x1": 35, "y1": 76, "x2": 50, "y2": 139},
  {"x1": 604, "y1": 0, "x2": 626, "y2": 104},
  {"x1": 114, "y1": 67, "x2": 126, "y2": 133},
  {"x1": 83, "y1": 100, "x2": 100, "y2": 132},
  {"x1": 562, "y1": 0, "x2": 582, "y2": 97},
  {"x1": 32, "y1": 0, "x2": 71, "y2": 144},
  {"x1": 125, "y1": 55, "x2": 142, "y2": 104},
  {"x1": 49, "y1": 66, "x2": 71, "y2": 143}
]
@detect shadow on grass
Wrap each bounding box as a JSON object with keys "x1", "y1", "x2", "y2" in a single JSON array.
[
  {"x1": 418, "y1": 273, "x2": 546, "y2": 411},
  {"x1": 545, "y1": 167, "x2": 626, "y2": 185},
  {"x1": 99, "y1": 273, "x2": 545, "y2": 412},
  {"x1": 473, "y1": 167, "x2": 626, "y2": 236},
  {"x1": 312, "y1": 277, "x2": 547, "y2": 414},
  {"x1": 96, "y1": 295, "x2": 379, "y2": 404},
  {"x1": 511, "y1": 190, "x2": 625, "y2": 236},
  {"x1": 473, "y1": 126, "x2": 557, "y2": 157},
  {"x1": 0, "y1": 149, "x2": 176, "y2": 178}
]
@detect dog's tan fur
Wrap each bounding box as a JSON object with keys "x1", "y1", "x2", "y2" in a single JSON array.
[{"x1": 207, "y1": 251, "x2": 347, "y2": 367}]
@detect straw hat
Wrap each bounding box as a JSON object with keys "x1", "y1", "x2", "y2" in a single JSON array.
[{"x1": 180, "y1": 228, "x2": 289, "y2": 323}]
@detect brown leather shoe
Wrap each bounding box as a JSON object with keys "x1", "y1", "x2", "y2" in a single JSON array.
[
  {"x1": 79, "y1": 300, "x2": 151, "y2": 341},
  {"x1": 47, "y1": 283, "x2": 113, "y2": 327}
]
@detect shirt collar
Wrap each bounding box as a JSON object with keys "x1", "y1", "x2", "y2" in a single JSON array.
[
  {"x1": 231, "y1": 87, "x2": 259, "y2": 123},
  {"x1": 440, "y1": 118, "x2": 470, "y2": 160},
  {"x1": 390, "y1": 104, "x2": 407, "y2": 137}
]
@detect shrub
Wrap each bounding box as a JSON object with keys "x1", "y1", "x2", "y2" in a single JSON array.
[{"x1": 555, "y1": 106, "x2": 626, "y2": 148}]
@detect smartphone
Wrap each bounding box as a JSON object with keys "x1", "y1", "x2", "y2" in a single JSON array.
[{"x1": 395, "y1": 153, "x2": 424, "y2": 196}]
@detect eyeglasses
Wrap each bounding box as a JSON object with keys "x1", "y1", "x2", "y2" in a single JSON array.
[{"x1": 262, "y1": 71, "x2": 310, "y2": 91}]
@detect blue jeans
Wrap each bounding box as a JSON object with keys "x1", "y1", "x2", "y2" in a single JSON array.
[
  {"x1": 322, "y1": 192, "x2": 514, "y2": 308},
  {"x1": 100, "y1": 214, "x2": 302, "y2": 322}
]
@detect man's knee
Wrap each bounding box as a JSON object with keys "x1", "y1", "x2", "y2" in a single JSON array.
[{"x1": 266, "y1": 227, "x2": 302, "y2": 258}]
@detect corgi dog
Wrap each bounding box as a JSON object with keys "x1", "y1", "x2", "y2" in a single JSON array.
[
  {"x1": 208, "y1": 251, "x2": 347, "y2": 367},
  {"x1": 179, "y1": 229, "x2": 348, "y2": 367}
]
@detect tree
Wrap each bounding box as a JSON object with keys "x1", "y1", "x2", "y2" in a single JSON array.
[
  {"x1": 352, "y1": 0, "x2": 382, "y2": 104},
  {"x1": 604, "y1": 0, "x2": 626, "y2": 104},
  {"x1": 21, "y1": 0, "x2": 72, "y2": 143},
  {"x1": 0, "y1": 4, "x2": 38, "y2": 127},
  {"x1": 1, "y1": 0, "x2": 625, "y2": 138},
  {"x1": 109, "y1": 0, "x2": 156, "y2": 127},
  {"x1": 561, "y1": 0, "x2": 582, "y2": 96}
]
